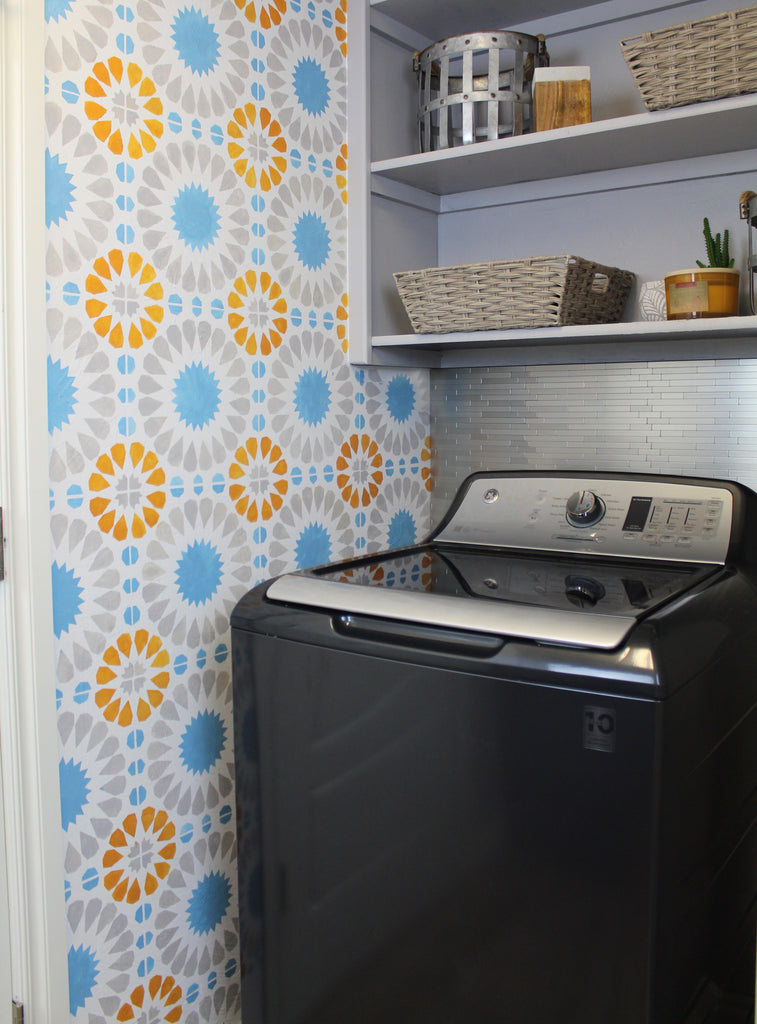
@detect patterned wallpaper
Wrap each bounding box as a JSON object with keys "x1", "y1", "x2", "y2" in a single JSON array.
[{"x1": 44, "y1": 1, "x2": 432, "y2": 1021}]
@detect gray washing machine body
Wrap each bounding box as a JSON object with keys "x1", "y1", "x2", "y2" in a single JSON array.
[{"x1": 232, "y1": 472, "x2": 757, "y2": 1024}]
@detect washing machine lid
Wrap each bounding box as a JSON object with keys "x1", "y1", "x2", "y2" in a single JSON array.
[
  {"x1": 265, "y1": 545, "x2": 715, "y2": 650},
  {"x1": 265, "y1": 472, "x2": 735, "y2": 650}
]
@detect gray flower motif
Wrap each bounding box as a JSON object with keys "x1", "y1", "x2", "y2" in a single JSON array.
[
  {"x1": 267, "y1": 484, "x2": 357, "y2": 578},
  {"x1": 267, "y1": 330, "x2": 354, "y2": 463},
  {"x1": 364, "y1": 472, "x2": 430, "y2": 553},
  {"x1": 45, "y1": 103, "x2": 115, "y2": 276},
  {"x1": 67, "y1": 896, "x2": 134, "y2": 1023},
  {"x1": 45, "y1": 0, "x2": 114, "y2": 74},
  {"x1": 364, "y1": 366, "x2": 430, "y2": 456},
  {"x1": 142, "y1": 497, "x2": 254, "y2": 647},
  {"x1": 135, "y1": 0, "x2": 252, "y2": 118},
  {"x1": 47, "y1": 308, "x2": 119, "y2": 472},
  {"x1": 57, "y1": 713, "x2": 128, "y2": 873},
  {"x1": 50, "y1": 511, "x2": 121, "y2": 665},
  {"x1": 137, "y1": 141, "x2": 249, "y2": 293},
  {"x1": 266, "y1": 15, "x2": 347, "y2": 155},
  {"x1": 154, "y1": 828, "x2": 239, "y2": 982},
  {"x1": 138, "y1": 319, "x2": 252, "y2": 473},
  {"x1": 266, "y1": 172, "x2": 346, "y2": 305},
  {"x1": 189, "y1": 983, "x2": 242, "y2": 1024},
  {"x1": 146, "y1": 667, "x2": 235, "y2": 818}
]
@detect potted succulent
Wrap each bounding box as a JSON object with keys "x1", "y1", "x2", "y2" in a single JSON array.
[{"x1": 665, "y1": 218, "x2": 740, "y2": 319}]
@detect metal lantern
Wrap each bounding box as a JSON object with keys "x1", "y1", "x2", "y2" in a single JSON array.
[{"x1": 414, "y1": 30, "x2": 549, "y2": 152}]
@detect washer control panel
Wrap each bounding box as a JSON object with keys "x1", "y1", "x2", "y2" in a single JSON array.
[{"x1": 436, "y1": 475, "x2": 733, "y2": 563}]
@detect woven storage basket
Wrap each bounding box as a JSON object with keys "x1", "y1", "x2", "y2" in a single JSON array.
[
  {"x1": 620, "y1": 6, "x2": 757, "y2": 111},
  {"x1": 394, "y1": 255, "x2": 634, "y2": 334}
]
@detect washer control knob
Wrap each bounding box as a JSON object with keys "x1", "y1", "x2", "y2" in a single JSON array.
[
  {"x1": 566, "y1": 489, "x2": 605, "y2": 528},
  {"x1": 565, "y1": 575, "x2": 606, "y2": 608}
]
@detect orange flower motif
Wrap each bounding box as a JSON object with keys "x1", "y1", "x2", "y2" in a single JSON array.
[
  {"x1": 336, "y1": 143, "x2": 348, "y2": 204},
  {"x1": 85, "y1": 249, "x2": 164, "y2": 349},
  {"x1": 228, "y1": 270, "x2": 288, "y2": 355},
  {"x1": 337, "y1": 434, "x2": 383, "y2": 509},
  {"x1": 418, "y1": 550, "x2": 434, "y2": 590},
  {"x1": 117, "y1": 976, "x2": 182, "y2": 1024},
  {"x1": 89, "y1": 442, "x2": 166, "y2": 540},
  {"x1": 103, "y1": 807, "x2": 176, "y2": 904},
  {"x1": 84, "y1": 57, "x2": 163, "y2": 157},
  {"x1": 336, "y1": 293, "x2": 349, "y2": 354},
  {"x1": 227, "y1": 103, "x2": 287, "y2": 191},
  {"x1": 335, "y1": 0, "x2": 347, "y2": 57},
  {"x1": 95, "y1": 631, "x2": 170, "y2": 727},
  {"x1": 338, "y1": 563, "x2": 385, "y2": 585},
  {"x1": 421, "y1": 435, "x2": 435, "y2": 492},
  {"x1": 229, "y1": 437, "x2": 288, "y2": 522},
  {"x1": 233, "y1": 0, "x2": 286, "y2": 27}
]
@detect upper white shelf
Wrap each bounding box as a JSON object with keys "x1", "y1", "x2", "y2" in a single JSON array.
[
  {"x1": 371, "y1": 94, "x2": 757, "y2": 197},
  {"x1": 371, "y1": 316, "x2": 757, "y2": 367}
]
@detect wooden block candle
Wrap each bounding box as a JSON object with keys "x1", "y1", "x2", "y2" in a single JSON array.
[{"x1": 533, "y1": 67, "x2": 591, "y2": 132}]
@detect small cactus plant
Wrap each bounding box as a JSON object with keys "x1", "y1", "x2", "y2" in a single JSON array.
[{"x1": 697, "y1": 217, "x2": 734, "y2": 268}]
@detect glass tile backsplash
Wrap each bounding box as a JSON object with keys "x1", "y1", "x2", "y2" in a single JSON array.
[{"x1": 430, "y1": 360, "x2": 757, "y2": 526}]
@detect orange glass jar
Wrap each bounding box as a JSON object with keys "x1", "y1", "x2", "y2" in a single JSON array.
[{"x1": 664, "y1": 268, "x2": 740, "y2": 320}]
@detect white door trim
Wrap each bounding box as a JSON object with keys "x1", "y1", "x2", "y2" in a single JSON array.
[{"x1": 1, "y1": 0, "x2": 69, "y2": 1019}]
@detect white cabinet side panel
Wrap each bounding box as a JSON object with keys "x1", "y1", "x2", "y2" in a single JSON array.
[{"x1": 371, "y1": 195, "x2": 438, "y2": 337}]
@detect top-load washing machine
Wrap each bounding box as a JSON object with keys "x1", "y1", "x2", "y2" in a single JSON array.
[{"x1": 232, "y1": 471, "x2": 757, "y2": 1024}]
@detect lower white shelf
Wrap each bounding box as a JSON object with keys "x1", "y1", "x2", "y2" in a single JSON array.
[{"x1": 368, "y1": 316, "x2": 757, "y2": 368}]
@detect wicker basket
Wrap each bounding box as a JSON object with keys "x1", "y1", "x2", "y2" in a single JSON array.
[
  {"x1": 620, "y1": 6, "x2": 757, "y2": 111},
  {"x1": 394, "y1": 255, "x2": 634, "y2": 334}
]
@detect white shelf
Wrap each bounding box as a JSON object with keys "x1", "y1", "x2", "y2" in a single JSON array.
[
  {"x1": 371, "y1": 94, "x2": 757, "y2": 198},
  {"x1": 371, "y1": 316, "x2": 757, "y2": 367},
  {"x1": 351, "y1": 0, "x2": 757, "y2": 366}
]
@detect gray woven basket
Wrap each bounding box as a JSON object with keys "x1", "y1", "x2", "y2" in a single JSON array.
[
  {"x1": 394, "y1": 255, "x2": 634, "y2": 334},
  {"x1": 620, "y1": 5, "x2": 757, "y2": 111}
]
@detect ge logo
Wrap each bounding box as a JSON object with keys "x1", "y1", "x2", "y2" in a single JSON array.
[{"x1": 583, "y1": 706, "x2": 616, "y2": 752}]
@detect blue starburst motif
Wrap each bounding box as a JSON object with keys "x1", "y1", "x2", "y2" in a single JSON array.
[
  {"x1": 293, "y1": 57, "x2": 330, "y2": 116},
  {"x1": 173, "y1": 361, "x2": 221, "y2": 429},
  {"x1": 187, "y1": 871, "x2": 231, "y2": 935},
  {"x1": 388, "y1": 510, "x2": 416, "y2": 548},
  {"x1": 45, "y1": 149, "x2": 75, "y2": 227},
  {"x1": 171, "y1": 6, "x2": 220, "y2": 75},
  {"x1": 51, "y1": 561, "x2": 83, "y2": 638},
  {"x1": 45, "y1": 0, "x2": 74, "y2": 22},
  {"x1": 175, "y1": 540, "x2": 223, "y2": 606},
  {"x1": 294, "y1": 367, "x2": 330, "y2": 426},
  {"x1": 59, "y1": 758, "x2": 90, "y2": 830},
  {"x1": 386, "y1": 375, "x2": 416, "y2": 423},
  {"x1": 296, "y1": 522, "x2": 332, "y2": 569},
  {"x1": 180, "y1": 710, "x2": 227, "y2": 775},
  {"x1": 68, "y1": 945, "x2": 99, "y2": 1014},
  {"x1": 293, "y1": 211, "x2": 330, "y2": 270},
  {"x1": 172, "y1": 184, "x2": 220, "y2": 251},
  {"x1": 47, "y1": 356, "x2": 78, "y2": 433}
]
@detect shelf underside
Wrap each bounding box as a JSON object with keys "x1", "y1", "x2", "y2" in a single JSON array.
[
  {"x1": 370, "y1": 316, "x2": 757, "y2": 367},
  {"x1": 370, "y1": 0, "x2": 609, "y2": 39},
  {"x1": 371, "y1": 95, "x2": 757, "y2": 197}
]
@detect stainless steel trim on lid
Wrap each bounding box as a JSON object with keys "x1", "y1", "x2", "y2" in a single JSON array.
[{"x1": 266, "y1": 574, "x2": 638, "y2": 651}]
